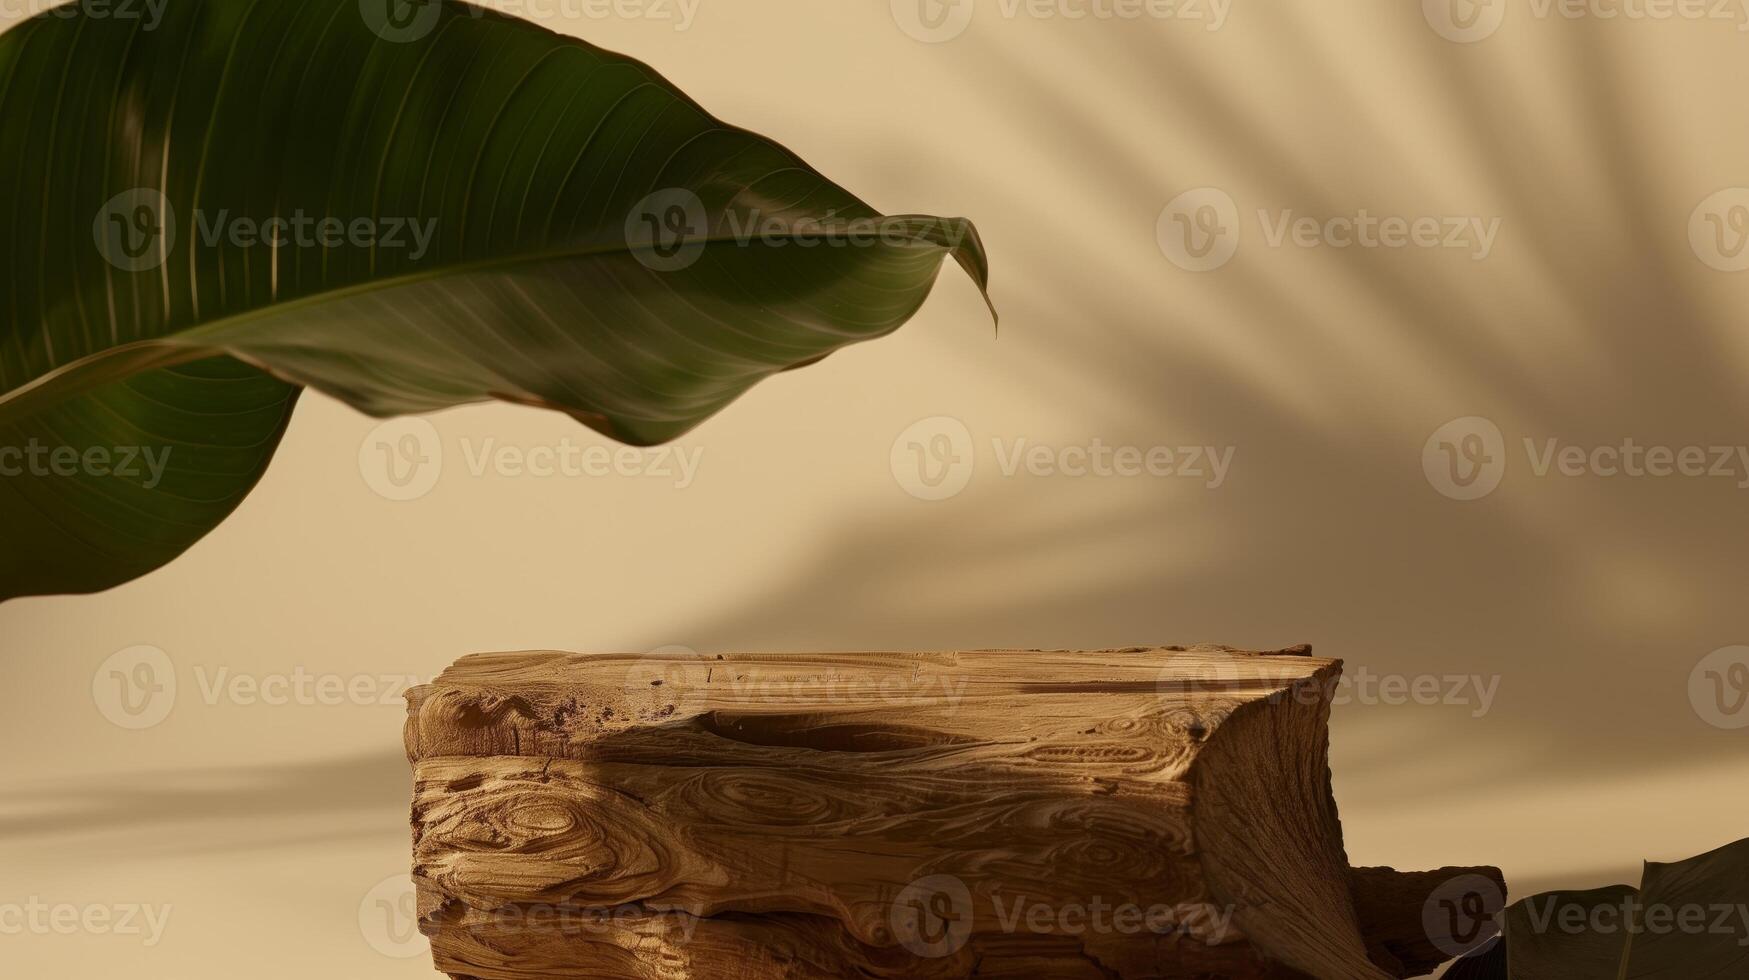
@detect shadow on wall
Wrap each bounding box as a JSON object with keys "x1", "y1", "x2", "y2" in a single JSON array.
[
  {"x1": 0, "y1": 751, "x2": 409, "y2": 853},
  {"x1": 652, "y1": 9, "x2": 1749, "y2": 790}
]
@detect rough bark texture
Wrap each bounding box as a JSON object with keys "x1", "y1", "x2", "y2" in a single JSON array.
[{"x1": 405, "y1": 646, "x2": 1504, "y2": 979}]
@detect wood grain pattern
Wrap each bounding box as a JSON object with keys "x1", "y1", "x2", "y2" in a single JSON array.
[{"x1": 405, "y1": 646, "x2": 1503, "y2": 979}]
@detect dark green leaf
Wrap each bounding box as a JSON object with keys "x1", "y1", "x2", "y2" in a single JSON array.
[
  {"x1": 1485, "y1": 838, "x2": 1749, "y2": 980},
  {"x1": 1503, "y1": 885, "x2": 1635, "y2": 980},
  {"x1": 1621, "y1": 837, "x2": 1749, "y2": 978},
  {"x1": 0, "y1": 0, "x2": 992, "y2": 601}
]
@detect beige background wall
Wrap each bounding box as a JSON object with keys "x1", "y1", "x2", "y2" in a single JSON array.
[{"x1": 4, "y1": 0, "x2": 1749, "y2": 975}]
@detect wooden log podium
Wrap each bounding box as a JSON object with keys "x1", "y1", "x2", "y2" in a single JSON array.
[{"x1": 403, "y1": 646, "x2": 1504, "y2": 979}]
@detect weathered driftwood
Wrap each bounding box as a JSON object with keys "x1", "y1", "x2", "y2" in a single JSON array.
[{"x1": 404, "y1": 646, "x2": 1504, "y2": 979}]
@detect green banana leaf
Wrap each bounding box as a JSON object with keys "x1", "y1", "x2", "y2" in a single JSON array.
[
  {"x1": 0, "y1": 0, "x2": 991, "y2": 602},
  {"x1": 1621, "y1": 838, "x2": 1749, "y2": 977},
  {"x1": 1443, "y1": 837, "x2": 1749, "y2": 979},
  {"x1": 1501, "y1": 885, "x2": 1635, "y2": 979}
]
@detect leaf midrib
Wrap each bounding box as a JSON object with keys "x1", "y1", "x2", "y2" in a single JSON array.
[{"x1": 0, "y1": 228, "x2": 958, "y2": 422}]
